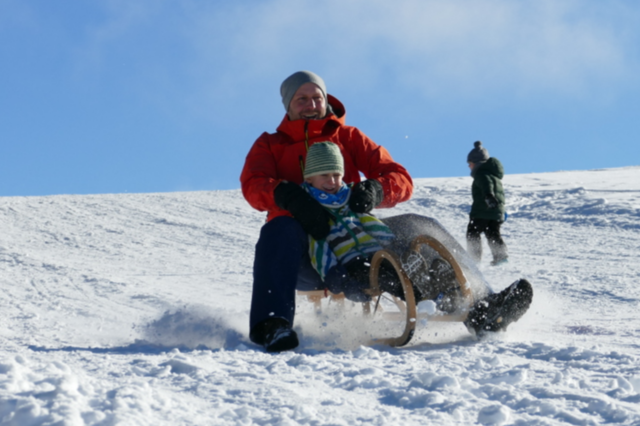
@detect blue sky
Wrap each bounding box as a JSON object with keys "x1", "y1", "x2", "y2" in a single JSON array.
[{"x1": 1, "y1": 0, "x2": 639, "y2": 197}]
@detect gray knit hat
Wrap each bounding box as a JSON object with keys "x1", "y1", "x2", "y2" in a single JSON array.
[
  {"x1": 467, "y1": 141, "x2": 490, "y2": 163},
  {"x1": 280, "y1": 71, "x2": 327, "y2": 111},
  {"x1": 304, "y1": 142, "x2": 344, "y2": 178}
]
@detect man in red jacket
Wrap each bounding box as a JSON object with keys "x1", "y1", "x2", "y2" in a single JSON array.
[{"x1": 240, "y1": 71, "x2": 413, "y2": 352}]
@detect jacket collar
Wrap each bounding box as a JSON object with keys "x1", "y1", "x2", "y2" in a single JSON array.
[{"x1": 275, "y1": 95, "x2": 346, "y2": 142}]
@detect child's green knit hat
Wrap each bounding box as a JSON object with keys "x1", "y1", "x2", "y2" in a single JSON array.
[{"x1": 304, "y1": 142, "x2": 344, "y2": 178}]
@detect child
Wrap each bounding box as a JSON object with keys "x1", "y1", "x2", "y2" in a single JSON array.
[
  {"x1": 303, "y1": 141, "x2": 466, "y2": 309},
  {"x1": 466, "y1": 141, "x2": 509, "y2": 265},
  {"x1": 302, "y1": 142, "x2": 397, "y2": 301}
]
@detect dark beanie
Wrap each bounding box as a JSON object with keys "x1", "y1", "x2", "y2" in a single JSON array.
[
  {"x1": 467, "y1": 141, "x2": 490, "y2": 163},
  {"x1": 280, "y1": 71, "x2": 327, "y2": 111}
]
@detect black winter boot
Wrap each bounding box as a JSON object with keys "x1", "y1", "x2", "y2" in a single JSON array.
[
  {"x1": 253, "y1": 318, "x2": 299, "y2": 352},
  {"x1": 464, "y1": 279, "x2": 533, "y2": 336}
]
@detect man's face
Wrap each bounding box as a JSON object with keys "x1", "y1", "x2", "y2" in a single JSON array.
[
  {"x1": 305, "y1": 173, "x2": 343, "y2": 194},
  {"x1": 288, "y1": 83, "x2": 327, "y2": 121}
]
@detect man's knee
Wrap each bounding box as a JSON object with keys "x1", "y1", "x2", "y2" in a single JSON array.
[
  {"x1": 256, "y1": 217, "x2": 308, "y2": 256},
  {"x1": 259, "y1": 216, "x2": 305, "y2": 240}
]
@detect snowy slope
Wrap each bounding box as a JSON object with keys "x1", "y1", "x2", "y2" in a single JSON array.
[{"x1": 1, "y1": 167, "x2": 639, "y2": 425}]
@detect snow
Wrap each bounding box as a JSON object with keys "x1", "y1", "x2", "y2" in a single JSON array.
[{"x1": 1, "y1": 166, "x2": 639, "y2": 425}]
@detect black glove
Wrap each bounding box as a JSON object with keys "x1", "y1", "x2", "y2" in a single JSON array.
[
  {"x1": 274, "y1": 181, "x2": 331, "y2": 240},
  {"x1": 349, "y1": 180, "x2": 384, "y2": 213},
  {"x1": 485, "y1": 194, "x2": 499, "y2": 209}
]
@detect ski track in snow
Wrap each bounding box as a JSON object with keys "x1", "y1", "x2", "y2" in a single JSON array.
[{"x1": 1, "y1": 167, "x2": 639, "y2": 425}]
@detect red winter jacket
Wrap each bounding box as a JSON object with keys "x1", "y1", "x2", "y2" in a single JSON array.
[{"x1": 240, "y1": 95, "x2": 413, "y2": 221}]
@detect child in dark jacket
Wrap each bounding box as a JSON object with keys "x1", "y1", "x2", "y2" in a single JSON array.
[{"x1": 466, "y1": 141, "x2": 509, "y2": 265}]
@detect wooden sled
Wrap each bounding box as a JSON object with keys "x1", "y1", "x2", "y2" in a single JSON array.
[
  {"x1": 297, "y1": 234, "x2": 475, "y2": 347},
  {"x1": 367, "y1": 235, "x2": 473, "y2": 346}
]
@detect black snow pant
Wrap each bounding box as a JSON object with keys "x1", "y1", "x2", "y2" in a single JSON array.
[
  {"x1": 248, "y1": 216, "x2": 369, "y2": 345},
  {"x1": 466, "y1": 218, "x2": 508, "y2": 263}
]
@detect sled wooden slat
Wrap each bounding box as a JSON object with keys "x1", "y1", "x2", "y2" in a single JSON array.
[
  {"x1": 409, "y1": 235, "x2": 473, "y2": 303},
  {"x1": 296, "y1": 290, "x2": 346, "y2": 311},
  {"x1": 368, "y1": 248, "x2": 417, "y2": 347}
]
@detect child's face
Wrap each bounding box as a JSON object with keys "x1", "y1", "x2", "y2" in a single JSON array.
[{"x1": 306, "y1": 173, "x2": 343, "y2": 194}]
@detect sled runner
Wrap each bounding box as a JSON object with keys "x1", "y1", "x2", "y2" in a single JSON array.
[
  {"x1": 297, "y1": 214, "x2": 496, "y2": 347},
  {"x1": 365, "y1": 234, "x2": 474, "y2": 346}
]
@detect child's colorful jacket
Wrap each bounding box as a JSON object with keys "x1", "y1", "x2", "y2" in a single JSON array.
[{"x1": 303, "y1": 182, "x2": 395, "y2": 280}]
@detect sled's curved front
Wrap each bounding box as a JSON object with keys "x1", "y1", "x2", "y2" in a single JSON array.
[
  {"x1": 368, "y1": 248, "x2": 417, "y2": 347},
  {"x1": 383, "y1": 214, "x2": 490, "y2": 301},
  {"x1": 367, "y1": 233, "x2": 476, "y2": 346},
  {"x1": 409, "y1": 235, "x2": 473, "y2": 307}
]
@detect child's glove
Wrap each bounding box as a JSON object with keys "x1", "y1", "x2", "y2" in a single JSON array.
[
  {"x1": 345, "y1": 256, "x2": 371, "y2": 283},
  {"x1": 485, "y1": 194, "x2": 499, "y2": 209},
  {"x1": 349, "y1": 180, "x2": 384, "y2": 213},
  {"x1": 274, "y1": 181, "x2": 331, "y2": 240}
]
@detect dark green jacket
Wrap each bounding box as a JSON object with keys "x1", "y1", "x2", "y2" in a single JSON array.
[{"x1": 470, "y1": 157, "x2": 505, "y2": 221}]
